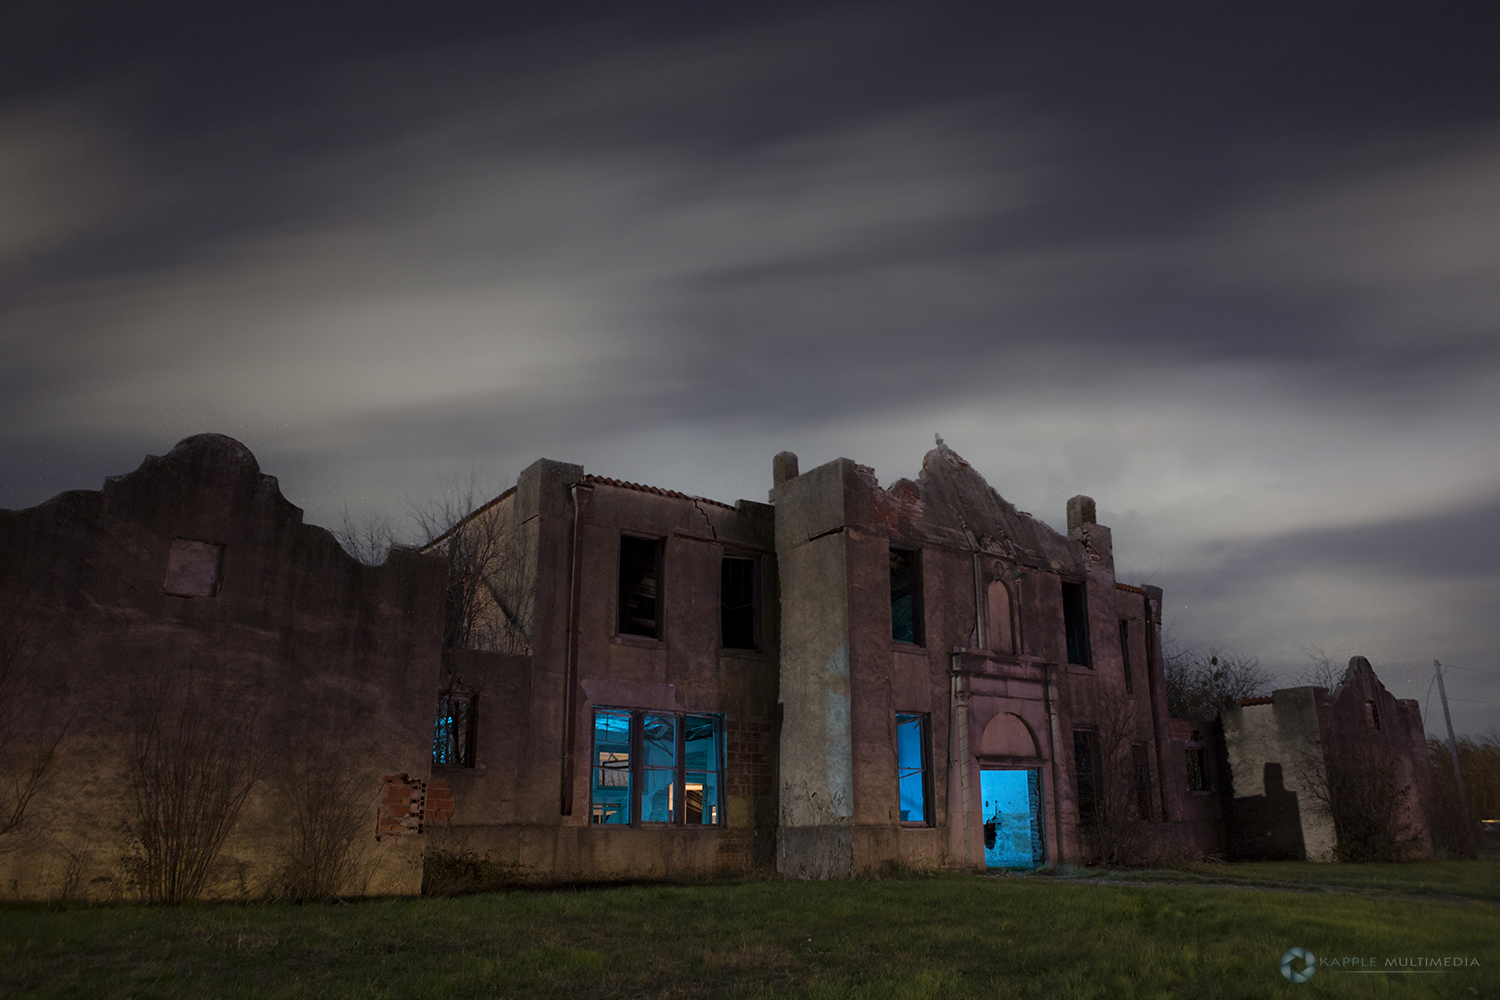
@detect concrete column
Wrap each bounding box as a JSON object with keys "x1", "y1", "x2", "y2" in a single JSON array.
[{"x1": 771, "y1": 459, "x2": 857, "y2": 877}]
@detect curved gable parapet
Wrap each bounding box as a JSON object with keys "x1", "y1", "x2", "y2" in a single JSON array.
[
  {"x1": 0, "y1": 434, "x2": 445, "y2": 618},
  {"x1": 858, "y1": 440, "x2": 1084, "y2": 573}
]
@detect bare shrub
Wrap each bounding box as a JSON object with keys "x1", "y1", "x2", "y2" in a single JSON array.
[
  {"x1": 125, "y1": 670, "x2": 262, "y2": 903},
  {"x1": 0, "y1": 604, "x2": 68, "y2": 847},
  {"x1": 1296, "y1": 737, "x2": 1420, "y2": 862},
  {"x1": 421, "y1": 849, "x2": 522, "y2": 895},
  {"x1": 272, "y1": 751, "x2": 373, "y2": 902}
]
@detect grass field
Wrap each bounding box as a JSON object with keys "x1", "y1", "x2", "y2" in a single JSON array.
[{"x1": 2, "y1": 863, "x2": 1496, "y2": 999}]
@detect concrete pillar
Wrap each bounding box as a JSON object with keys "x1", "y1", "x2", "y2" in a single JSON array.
[{"x1": 770, "y1": 459, "x2": 856, "y2": 877}]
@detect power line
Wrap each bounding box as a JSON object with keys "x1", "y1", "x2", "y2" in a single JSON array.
[{"x1": 1445, "y1": 663, "x2": 1500, "y2": 676}]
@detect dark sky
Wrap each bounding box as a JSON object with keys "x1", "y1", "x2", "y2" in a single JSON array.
[{"x1": 3, "y1": 2, "x2": 1497, "y2": 733}]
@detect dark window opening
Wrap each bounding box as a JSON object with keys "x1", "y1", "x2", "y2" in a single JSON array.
[
  {"x1": 895, "y1": 713, "x2": 930, "y2": 824},
  {"x1": 1073, "y1": 729, "x2": 1097, "y2": 825},
  {"x1": 1366, "y1": 700, "x2": 1381, "y2": 730},
  {"x1": 1062, "y1": 581, "x2": 1091, "y2": 667},
  {"x1": 1185, "y1": 731, "x2": 1210, "y2": 792},
  {"x1": 433, "y1": 692, "x2": 477, "y2": 767},
  {"x1": 590, "y1": 708, "x2": 721, "y2": 826},
  {"x1": 890, "y1": 547, "x2": 923, "y2": 645},
  {"x1": 720, "y1": 557, "x2": 758, "y2": 650},
  {"x1": 1119, "y1": 620, "x2": 1133, "y2": 693},
  {"x1": 1133, "y1": 743, "x2": 1152, "y2": 820},
  {"x1": 618, "y1": 536, "x2": 663, "y2": 638}
]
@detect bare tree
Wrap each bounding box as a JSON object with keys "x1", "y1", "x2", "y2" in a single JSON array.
[
  {"x1": 1084, "y1": 696, "x2": 1154, "y2": 865},
  {"x1": 1297, "y1": 647, "x2": 1344, "y2": 691},
  {"x1": 412, "y1": 474, "x2": 534, "y2": 656},
  {"x1": 0, "y1": 604, "x2": 68, "y2": 847},
  {"x1": 124, "y1": 670, "x2": 262, "y2": 903},
  {"x1": 1163, "y1": 645, "x2": 1271, "y2": 719},
  {"x1": 331, "y1": 508, "x2": 401, "y2": 567}
]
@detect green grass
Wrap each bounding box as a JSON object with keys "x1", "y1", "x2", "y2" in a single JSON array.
[
  {"x1": 1032, "y1": 859, "x2": 1500, "y2": 902},
  {"x1": 2, "y1": 867, "x2": 1496, "y2": 999}
]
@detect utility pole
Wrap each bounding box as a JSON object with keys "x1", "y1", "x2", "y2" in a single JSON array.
[{"x1": 1434, "y1": 660, "x2": 1474, "y2": 857}]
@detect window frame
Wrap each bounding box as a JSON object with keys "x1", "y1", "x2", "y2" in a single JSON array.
[
  {"x1": 1132, "y1": 742, "x2": 1152, "y2": 820},
  {"x1": 589, "y1": 707, "x2": 724, "y2": 828},
  {"x1": 890, "y1": 546, "x2": 925, "y2": 646},
  {"x1": 617, "y1": 534, "x2": 665, "y2": 640},
  {"x1": 1184, "y1": 730, "x2": 1211, "y2": 793},
  {"x1": 1062, "y1": 581, "x2": 1092, "y2": 668},
  {"x1": 433, "y1": 690, "x2": 478, "y2": 769},
  {"x1": 895, "y1": 712, "x2": 932, "y2": 826},
  {"x1": 719, "y1": 555, "x2": 760, "y2": 651},
  {"x1": 1072, "y1": 728, "x2": 1097, "y2": 825}
]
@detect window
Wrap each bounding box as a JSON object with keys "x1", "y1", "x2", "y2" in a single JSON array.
[
  {"x1": 890, "y1": 547, "x2": 923, "y2": 645},
  {"x1": 1062, "y1": 581, "x2": 1091, "y2": 667},
  {"x1": 163, "y1": 538, "x2": 225, "y2": 598},
  {"x1": 1185, "y1": 730, "x2": 1210, "y2": 792},
  {"x1": 1119, "y1": 620, "x2": 1132, "y2": 693},
  {"x1": 895, "y1": 713, "x2": 930, "y2": 824},
  {"x1": 433, "y1": 692, "x2": 477, "y2": 767},
  {"x1": 1133, "y1": 743, "x2": 1152, "y2": 820},
  {"x1": 618, "y1": 536, "x2": 664, "y2": 639},
  {"x1": 720, "y1": 557, "x2": 758, "y2": 650},
  {"x1": 1366, "y1": 700, "x2": 1381, "y2": 730},
  {"x1": 590, "y1": 708, "x2": 722, "y2": 826},
  {"x1": 1072, "y1": 729, "x2": 1096, "y2": 824}
]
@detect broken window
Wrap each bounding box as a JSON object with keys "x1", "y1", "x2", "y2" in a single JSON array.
[
  {"x1": 1185, "y1": 730, "x2": 1210, "y2": 792},
  {"x1": 163, "y1": 538, "x2": 225, "y2": 598},
  {"x1": 433, "y1": 692, "x2": 477, "y2": 768},
  {"x1": 1062, "y1": 581, "x2": 1091, "y2": 667},
  {"x1": 618, "y1": 535, "x2": 664, "y2": 639},
  {"x1": 890, "y1": 547, "x2": 923, "y2": 645},
  {"x1": 1133, "y1": 743, "x2": 1152, "y2": 820},
  {"x1": 720, "y1": 557, "x2": 758, "y2": 650},
  {"x1": 1072, "y1": 729, "x2": 1097, "y2": 824},
  {"x1": 591, "y1": 709, "x2": 633, "y2": 824},
  {"x1": 895, "y1": 713, "x2": 930, "y2": 824},
  {"x1": 1119, "y1": 620, "x2": 1133, "y2": 693},
  {"x1": 590, "y1": 708, "x2": 721, "y2": 826}
]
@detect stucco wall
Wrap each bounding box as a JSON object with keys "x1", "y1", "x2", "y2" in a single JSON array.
[{"x1": 0, "y1": 435, "x2": 447, "y2": 900}]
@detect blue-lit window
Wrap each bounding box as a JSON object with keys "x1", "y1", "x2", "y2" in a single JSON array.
[
  {"x1": 590, "y1": 708, "x2": 721, "y2": 826},
  {"x1": 592, "y1": 708, "x2": 633, "y2": 824},
  {"x1": 896, "y1": 713, "x2": 930, "y2": 824},
  {"x1": 433, "y1": 693, "x2": 476, "y2": 768}
]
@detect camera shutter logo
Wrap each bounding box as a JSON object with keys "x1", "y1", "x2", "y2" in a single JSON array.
[{"x1": 1281, "y1": 948, "x2": 1316, "y2": 983}]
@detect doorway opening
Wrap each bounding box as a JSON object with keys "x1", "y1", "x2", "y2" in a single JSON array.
[{"x1": 981, "y1": 769, "x2": 1045, "y2": 869}]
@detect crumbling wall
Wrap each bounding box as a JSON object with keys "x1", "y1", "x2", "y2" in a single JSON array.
[{"x1": 0, "y1": 435, "x2": 447, "y2": 900}]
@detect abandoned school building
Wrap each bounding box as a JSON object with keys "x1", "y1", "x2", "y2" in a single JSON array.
[{"x1": 0, "y1": 433, "x2": 1436, "y2": 899}]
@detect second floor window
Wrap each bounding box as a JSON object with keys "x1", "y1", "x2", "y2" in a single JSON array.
[
  {"x1": 618, "y1": 535, "x2": 663, "y2": 639},
  {"x1": 1062, "y1": 581, "x2": 1091, "y2": 667},
  {"x1": 721, "y1": 557, "x2": 758, "y2": 650},
  {"x1": 890, "y1": 547, "x2": 923, "y2": 645}
]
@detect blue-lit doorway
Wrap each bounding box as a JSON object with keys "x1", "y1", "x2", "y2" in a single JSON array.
[{"x1": 981, "y1": 769, "x2": 1045, "y2": 869}]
